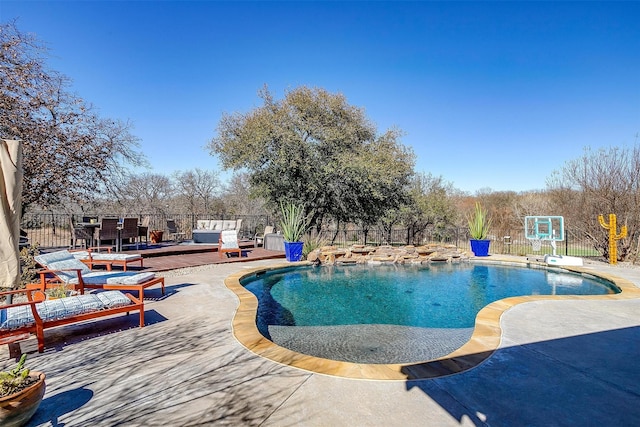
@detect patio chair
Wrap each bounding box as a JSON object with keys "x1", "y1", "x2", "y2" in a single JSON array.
[
  {"x1": 33, "y1": 250, "x2": 164, "y2": 298},
  {"x1": 219, "y1": 229, "x2": 243, "y2": 258},
  {"x1": 98, "y1": 218, "x2": 119, "y2": 251},
  {"x1": 120, "y1": 217, "x2": 139, "y2": 250},
  {"x1": 166, "y1": 219, "x2": 186, "y2": 242},
  {"x1": 138, "y1": 216, "x2": 150, "y2": 247},
  {"x1": 69, "y1": 217, "x2": 93, "y2": 249},
  {"x1": 235, "y1": 218, "x2": 244, "y2": 237},
  {"x1": 254, "y1": 225, "x2": 274, "y2": 247}
]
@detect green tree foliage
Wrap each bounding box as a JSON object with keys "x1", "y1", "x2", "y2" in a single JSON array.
[
  {"x1": 222, "y1": 171, "x2": 268, "y2": 217},
  {"x1": 402, "y1": 173, "x2": 458, "y2": 244},
  {"x1": 208, "y1": 86, "x2": 415, "y2": 232},
  {"x1": 0, "y1": 22, "x2": 145, "y2": 211},
  {"x1": 547, "y1": 144, "x2": 640, "y2": 262}
]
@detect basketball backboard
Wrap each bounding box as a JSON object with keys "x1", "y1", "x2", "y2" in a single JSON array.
[{"x1": 524, "y1": 216, "x2": 565, "y2": 241}]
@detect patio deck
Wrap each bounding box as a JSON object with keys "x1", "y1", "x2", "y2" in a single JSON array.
[
  {"x1": 129, "y1": 241, "x2": 285, "y2": 271},
  {"x1": 3, "y1": 256, "x2": 640, "y2": 426}
]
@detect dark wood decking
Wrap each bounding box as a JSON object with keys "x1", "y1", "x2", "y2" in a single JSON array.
[{"x1": 131, "y1": 241, "x2": 285, "y2": 272}]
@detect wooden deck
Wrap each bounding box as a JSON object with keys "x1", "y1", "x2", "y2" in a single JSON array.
[{"x1": 108, "y1": 241, "x2": 284, "y2": 272}]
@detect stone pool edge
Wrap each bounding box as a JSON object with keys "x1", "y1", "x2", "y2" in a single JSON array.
[{"x1": 224, "y1": 256, "x2": 640, "y2": 381}]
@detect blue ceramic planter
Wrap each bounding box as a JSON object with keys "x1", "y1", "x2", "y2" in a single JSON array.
[
  {"x1": 470, "y1": 239, "x2": 491, "y2": 257},
  {"x1": 284, "y1": 241, "x2": 304, "y2": 262}
]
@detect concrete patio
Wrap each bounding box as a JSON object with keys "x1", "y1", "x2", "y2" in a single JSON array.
[{"x1": 3, "y1": 258, "x2": 640, "y2": 426}]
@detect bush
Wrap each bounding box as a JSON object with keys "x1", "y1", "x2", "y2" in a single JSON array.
[{"x1": 19, "y1": 244, "x2": 40, "y2": 289}]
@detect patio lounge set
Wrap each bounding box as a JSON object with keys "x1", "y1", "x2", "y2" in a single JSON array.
[
  {"x1": 0, "y1": 218, "x2": 276, "y2": 353},
  {"x1": 0, "y1": 249, "x2": 165, "y2": 352}
]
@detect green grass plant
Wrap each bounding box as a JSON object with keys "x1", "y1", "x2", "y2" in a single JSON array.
[
  {"x1": 468, "y1": 202, "x2": 491, "y2": 240},
  {"x1": 279, "y1": 202, "x2": 310, "y2": 242}
]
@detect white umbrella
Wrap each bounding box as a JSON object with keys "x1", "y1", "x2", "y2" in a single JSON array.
[{"x1": 0, "y1": 139, "x2": 23, "y2": 290}]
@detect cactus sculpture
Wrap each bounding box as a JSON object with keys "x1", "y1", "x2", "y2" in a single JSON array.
[{"x1": 598, "y1": 213, "x2": 627, "y2": 264}]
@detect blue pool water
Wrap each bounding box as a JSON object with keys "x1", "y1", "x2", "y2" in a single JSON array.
[{"x1": 241, "y1": 263, "x2": 617, "y2": 363}]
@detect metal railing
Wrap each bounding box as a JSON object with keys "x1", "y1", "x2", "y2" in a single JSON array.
[
  {"x1": 21, "y1": 212, "x2": 603, "y2": 259},
  {"x1": 313, "y1": 226, "x2": 602, "y2": 258},
  {"x1": 21, "y1": 212, "x2": 272, "y2": 249}
]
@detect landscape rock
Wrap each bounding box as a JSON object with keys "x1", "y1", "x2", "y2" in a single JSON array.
[{"x1": 307, "y1": 244, "x2": 470, "y2": 265}]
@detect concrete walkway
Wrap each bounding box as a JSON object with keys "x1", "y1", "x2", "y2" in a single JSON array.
[{"x1": 4, "y1": 259, "x2": 640, "y2": 426}]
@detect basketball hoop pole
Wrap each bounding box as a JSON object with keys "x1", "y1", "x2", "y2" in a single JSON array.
[{"x1": 551, "y1": 229, "x2": 557, "y2": 256}]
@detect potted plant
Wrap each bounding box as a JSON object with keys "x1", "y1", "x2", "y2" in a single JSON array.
[
  {"x1": 279, "y1": 202, "x2": 310, "y2": 262},
  {"x1": 46, "y1": 283, "x2": 70, "y2": 299},
  {"x1": 468, "y1": 202, "x2": 492, "y2": 256},
  {"x1": 0, "y1": 355, "x2": 46, "y2": 427}
]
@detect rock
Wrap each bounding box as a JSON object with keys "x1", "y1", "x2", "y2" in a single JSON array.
[{"x1": 308, "y1": 242, "x2": 469, "y2": 265}]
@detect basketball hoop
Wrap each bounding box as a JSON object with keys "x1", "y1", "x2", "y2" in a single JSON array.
[
  {"x1": 524, "y1": 216, "x2": 565, "y2": 255},
  {"x1": 530, "y1": 238, "x2": 542, "y2": 251}
]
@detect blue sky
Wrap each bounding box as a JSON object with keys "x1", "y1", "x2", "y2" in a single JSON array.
[{"x1": 2, "y1": 1, "x2": 639, "y2": 193}]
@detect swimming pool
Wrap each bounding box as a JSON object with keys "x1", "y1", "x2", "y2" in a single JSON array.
[{"x1": 240, "y1": 263, "x2": 617, "y2": 364}]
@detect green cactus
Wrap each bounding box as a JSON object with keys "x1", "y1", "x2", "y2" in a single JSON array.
[{"x1": 598, "y1": 213, "x2": 627, "y2": 264}]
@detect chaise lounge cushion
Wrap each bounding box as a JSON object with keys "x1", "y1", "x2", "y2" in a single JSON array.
[
  {"x1": 72, "y1": 251, "x2": 142, "y2": 262},
  {"x1": 35, "y1": 250, "x2": 92, "y2": 281},
  {"x1": 35, "y1": 250, "x2": 158, "y2": 285},
  {"x1": 105, "y1": 272, "x2": 156, "y2": 285},
  {"x1": 0, "y1": 291, "x2": 133, "y2": 330}
]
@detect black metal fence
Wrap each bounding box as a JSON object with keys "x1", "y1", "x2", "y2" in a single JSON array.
[
  {"x1": 22, "y1": 212, "x2": 603, "y2": 259},
  {"x1": 21, "y1": 212, "x2": 271, "y2": 249},
  {"x1": 312, "y1": 227, "x2": 601, "y2": 258}
]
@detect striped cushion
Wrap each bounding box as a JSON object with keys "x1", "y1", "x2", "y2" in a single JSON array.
[
  {"x1": 73, "y1": 252, "x2": 142, "y2": 262},
  {"x1": 0, "y1": 291, "x2": 132, "y2": 330},
  {"x1": 105, "y1": 272, "x2": 155, "y2": 285},
  {"x1": 35, "y1": 250, "x2": 92, "y2": 282}
]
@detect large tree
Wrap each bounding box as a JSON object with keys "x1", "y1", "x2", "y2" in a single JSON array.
[
  {"x1": 0, "y1": 22, "x2": 145, "y2": 211},
  {"x1": 173, "y1": 168, "x2": 221, "y2": 216},
  {"x1": 547, "y1": 144, "x2": 640, "y2": 262},
  {"x1": 208, "y1": 85, "x2": 415, "y2": 232},
  {"x1": 222, "y1": 171, "x2": 268, "y2": 217},
  {"x1": 401, "y1": 173, "x2": 458, "y2": 244}
]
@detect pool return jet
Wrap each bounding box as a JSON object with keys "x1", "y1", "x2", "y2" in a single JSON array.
[{"x1": 525, "y1": 216, "x2": 584, "y2": 266}]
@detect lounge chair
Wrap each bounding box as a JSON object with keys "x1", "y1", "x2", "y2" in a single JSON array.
[
  {"x1": 0, "y1": 287, "x2": 144, "y2": 353},
  {"x1": 219, "y1": 230, "x2": 242, "y2": 258},
  {"x1": 71, "y1": 248, "x2": 144, "y2": 271},
  {"x1": 33, "y1": 250, "x2": 164, "y2": 298}
]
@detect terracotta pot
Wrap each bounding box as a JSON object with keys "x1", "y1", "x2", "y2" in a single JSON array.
[
  {"x1": 150, "y1": 230, "x2": 164, "y2": 243},
  {"x1": 0, "y1": 372, "x2": 46, "y2": 427}
]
